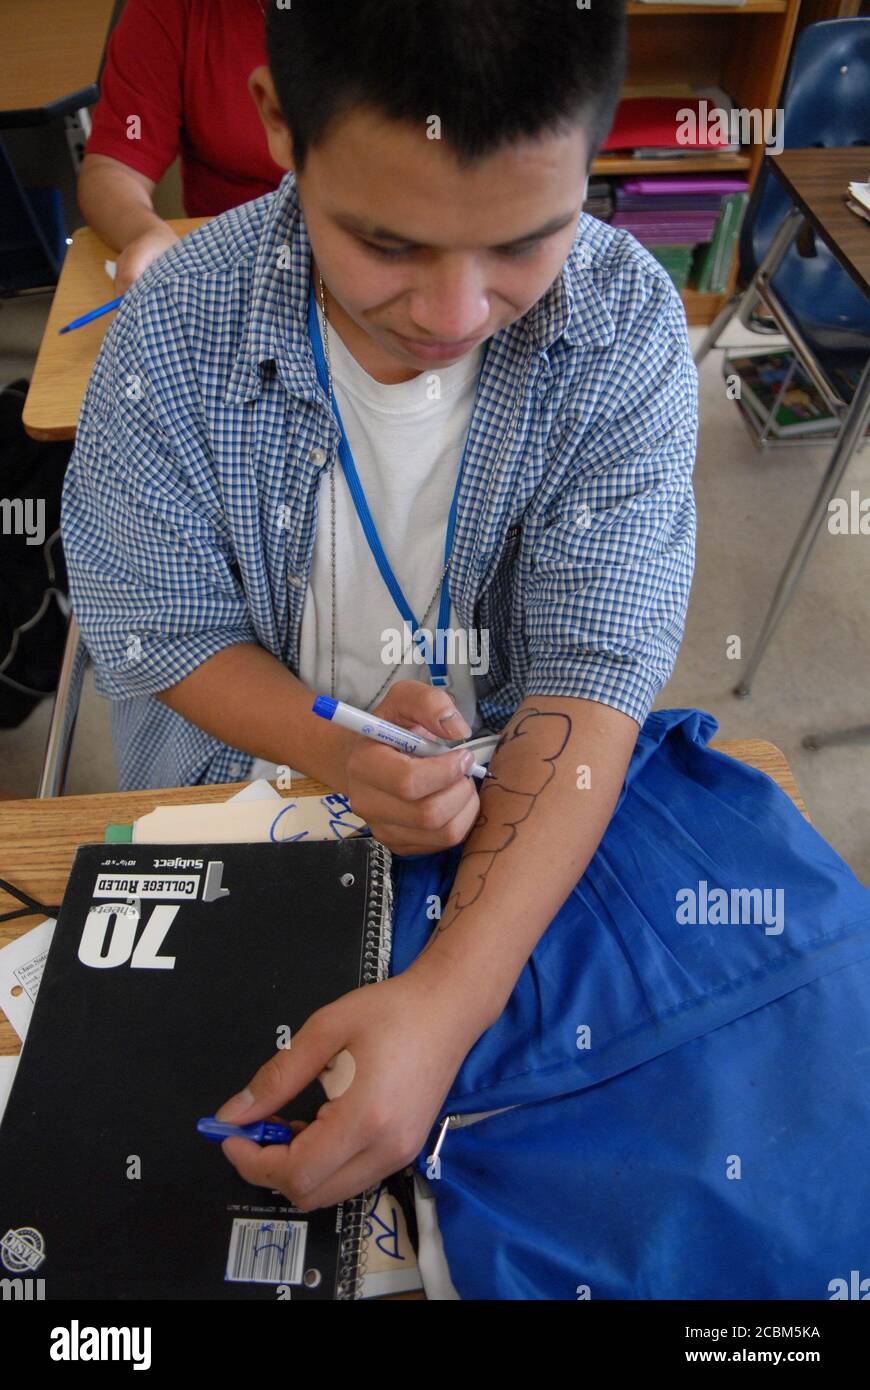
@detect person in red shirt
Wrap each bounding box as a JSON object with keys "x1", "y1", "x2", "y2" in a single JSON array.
[{"x1": 78, "y1": 0, "x2": 284, "y2": 293}]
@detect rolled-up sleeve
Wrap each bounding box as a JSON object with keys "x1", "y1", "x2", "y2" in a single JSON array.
[
  {"x1": 61, "y1": 301, "x2": 257, "y2": 702},
  {"x1": 524, "y1": 274, "x2": 698, "y2": 725}
]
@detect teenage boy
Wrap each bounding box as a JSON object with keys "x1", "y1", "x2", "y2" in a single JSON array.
[{"x1": 62, "y1": 0, "x2": 697, "y2": 1210}]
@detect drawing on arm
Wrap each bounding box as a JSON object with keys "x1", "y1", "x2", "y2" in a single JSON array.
[{"x1": 431, "y1": 707, "x2": 572, "y2": 936}]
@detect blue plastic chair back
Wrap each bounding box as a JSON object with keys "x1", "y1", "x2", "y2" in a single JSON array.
[
  {"x1": 738, "y1": 18, "x2": 870, "y2": 358},
  {"x1": 0, "y1": 136, "x2": 65, "y2": 294}
]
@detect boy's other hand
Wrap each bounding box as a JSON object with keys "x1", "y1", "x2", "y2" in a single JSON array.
[
  {"x1": 114, "y1": 223, "x2": 179, "y2": 294},
  {"x1": 215, "y1": 963, "x2": 487, "y2": 1212},
  {"x1": 341, "y1": 680, "x2": 480, "y2": 857}
]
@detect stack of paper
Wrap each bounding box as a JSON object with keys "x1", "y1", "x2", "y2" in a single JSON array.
[{"x1": 846, "y1": 180, "x2": 870, "y2": 224}]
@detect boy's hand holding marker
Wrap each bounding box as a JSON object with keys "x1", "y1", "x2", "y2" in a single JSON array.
[{"x1": 328, "y1": 679, "x2": 483, "y2": 858}]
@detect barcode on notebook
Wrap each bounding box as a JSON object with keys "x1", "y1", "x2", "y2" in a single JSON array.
[{"x1": 225, "y1": 1218, "x2": 308, "y2": 1284}]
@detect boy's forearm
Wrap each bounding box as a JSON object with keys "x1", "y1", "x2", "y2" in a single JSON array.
[
  {"x1": 409, "y1": 695, "x2": 639, "y2": 1029},
  {"x1": 77, "y1": 154, "x2": 164, "y2": 252},
  {"x1": 156, "y1": 642, "x2": 355, "y2": 792}
]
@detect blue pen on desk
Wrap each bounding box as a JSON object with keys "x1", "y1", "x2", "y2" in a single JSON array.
[
  {"x1": 58, "y1": 296, "x2": 123, "y2": 335},
  {"x1": 312, "y1": 694, "x2": 493, "y2": 779},
  {"x1": 197, "y1": 1116, "x2": 293, "y2": 1146}
]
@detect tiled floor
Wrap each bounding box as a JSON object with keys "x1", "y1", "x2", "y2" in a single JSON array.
[{"x1": 1, "y1": 293, "x2": 868, "y2": 882}]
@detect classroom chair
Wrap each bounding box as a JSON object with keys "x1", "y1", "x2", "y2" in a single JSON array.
[
  {"x1": 0, "y1": 136, "x2": 66, "y2": 294},
  {"x1": 694, "y1": 17, "x2": 870, "y2": 379}
]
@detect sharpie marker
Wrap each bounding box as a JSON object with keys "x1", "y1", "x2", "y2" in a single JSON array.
[
  {"x1": 197, "y1": 1116, "x2": 293, "y2": 1146},
  {"x1": 58, "y1": 296, "x2": 124, "y2": 334},
  {"x1": 312, "y1": 695, "x2": 493, "y2": 779}
]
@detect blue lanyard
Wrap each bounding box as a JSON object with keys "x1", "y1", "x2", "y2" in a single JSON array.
[{"x1": 307, "y1": 280, "x2": 486, "y2": 687}]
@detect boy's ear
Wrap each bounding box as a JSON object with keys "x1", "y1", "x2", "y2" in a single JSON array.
[{"x1": 249, "y1": 65, "x2": 297, "y2": 172}]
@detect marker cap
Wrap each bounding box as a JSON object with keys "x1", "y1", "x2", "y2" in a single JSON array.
[{"x1": 312, "y1": 695, "x2": 338, "y2": 720}]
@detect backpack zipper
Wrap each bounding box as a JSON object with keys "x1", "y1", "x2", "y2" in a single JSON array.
[{"x1": 426, "y1": 1106, "x2": 521, "y2": 1173}]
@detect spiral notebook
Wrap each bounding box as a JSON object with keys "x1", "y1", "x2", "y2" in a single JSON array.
[{"x1": 0, "y1": 837, "x2": 392, "y2": 1300}]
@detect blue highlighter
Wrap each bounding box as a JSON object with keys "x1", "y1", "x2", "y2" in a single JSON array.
[{"x1": 197, "y1": 1116, "x2": 293, "y2": 1145}]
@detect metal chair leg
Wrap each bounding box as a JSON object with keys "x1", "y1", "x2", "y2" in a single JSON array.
[
  {"x1": 38, "y1": 615, "x2": 89, "y2": 798},
  {"x1": 737, "y1": 205, "x2": 804, "y2": 330},
  {"x1": 693, "y1": 292, "x2": 742, "y2": 366},
  {"x1": 694, "y1": 205, "x2": 805, "y2": 367},
  {"x1": 735, "y1": 355, "x2": 870, "y2": 697}
]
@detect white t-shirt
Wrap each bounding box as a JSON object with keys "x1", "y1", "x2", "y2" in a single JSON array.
[{"x1": 250, "y1": 303, "x2": 486, "y2": 781}]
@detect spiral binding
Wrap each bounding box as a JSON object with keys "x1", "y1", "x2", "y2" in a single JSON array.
[{"x1": 336, "y1": 838, "x2": 393, "y2": 1299}]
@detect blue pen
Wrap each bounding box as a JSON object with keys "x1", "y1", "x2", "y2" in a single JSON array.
[
  {"x1": 58, "y1": 296, "x2": 123, "y2": 335},
  {"x1": 197, "y1": 1116, "x2": 293, "y2": 1145}
]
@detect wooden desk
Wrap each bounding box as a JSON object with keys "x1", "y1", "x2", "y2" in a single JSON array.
[
  {"x1": 769, "y1": 147, "x2": 870, "y2": 301},
  {"x1": 0, "y1": 0, "x2": 117, "y2": 127},
  {"x1": 0, "y1": 740, "x2": 808, "y2": 1058},
  {"x1": 22, "y1": 218, "x2": 209, "y2": 441}
]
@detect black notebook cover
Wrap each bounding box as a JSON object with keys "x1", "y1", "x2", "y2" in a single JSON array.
[{"x1": 0, "y1": 837, "x2": 392, "y2": 1300}]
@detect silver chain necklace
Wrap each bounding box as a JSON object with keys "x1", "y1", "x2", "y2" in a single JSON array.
[{"x1": 315, "y1": 271, "x2": 530, "y2": 711}]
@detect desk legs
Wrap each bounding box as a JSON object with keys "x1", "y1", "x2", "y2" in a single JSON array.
[{"x1": 735, "y1": 354, "x2": 870, "y2": 697}]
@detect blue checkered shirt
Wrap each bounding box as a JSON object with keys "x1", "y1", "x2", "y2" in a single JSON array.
[{"x1": 61, "y1": 173, "x2": 698, "y2": 790}]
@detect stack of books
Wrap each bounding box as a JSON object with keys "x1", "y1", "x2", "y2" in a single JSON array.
[
  {"x1": 605, "y1": 176, "x2": 748, "y2": 291},
  {"x1": 723, "y1": 349, "x2": 846, "y2": 441}
]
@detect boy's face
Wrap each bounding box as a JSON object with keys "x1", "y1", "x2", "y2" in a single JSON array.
[{"x1": 251, "y1": 70, "x2": 589, "y2": 383}]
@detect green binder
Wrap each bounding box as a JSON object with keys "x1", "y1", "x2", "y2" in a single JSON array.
[{"x1": 695, "y1": 192, "x2": 749, "y2": 293}]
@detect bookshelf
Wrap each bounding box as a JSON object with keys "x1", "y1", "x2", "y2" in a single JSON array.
[{"x1": 594, "y1": 0, "x2": 802, "y2": 322}]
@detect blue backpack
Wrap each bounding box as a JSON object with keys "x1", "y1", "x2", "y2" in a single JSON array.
[{"x1": 390, "y1": 708, "x2": 870, "y2": 1299}]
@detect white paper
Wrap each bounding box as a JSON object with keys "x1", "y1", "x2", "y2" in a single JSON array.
[
  {"x1": 104, "y1": 258, "x2": 116, "y2": 281},
  {"x1": 847, "y1": 181, "x2": 870, "y2": 213},
  {"x1": 359, "y1": 1182, "x2": 424, "y2": 1299},
  {"x1": 0, "y1": 918, "x2": 56, "y2": 1042},
  {"x1": 225, "y1": 778, "x2": 283, "y2": 805}
]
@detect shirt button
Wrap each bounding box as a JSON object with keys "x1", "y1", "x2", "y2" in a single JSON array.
[
  {"x1": 310, "y1": 446, "x2": 327, "y2": 466},
  {"x1": 288, "y1": 573, "x2": 304, "y2": 589},
  {"x1": 228, "y1": 761, "x2": 242, "y2": 777}
]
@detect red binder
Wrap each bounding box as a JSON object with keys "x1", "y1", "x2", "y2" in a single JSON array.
[{"x1": 602, "y1": 97, "x2": 734, "y2": 152}]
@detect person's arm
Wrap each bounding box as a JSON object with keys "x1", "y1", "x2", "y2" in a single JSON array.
[
  {"x1": 77, "y1": 154, "x2": 178, "y2": 293},
  {"x1": 416, "y1": 697, "x2": 637, "y2": 998},
  {"x1": 157, "y1": 642, "x2": 354, "y2": 793},
  {"x1": 78, "y1": 0, "x2": 185, "y2": 290},
  {"x1": 159, "y1": 652, "x2": 482, "y2": 848}
]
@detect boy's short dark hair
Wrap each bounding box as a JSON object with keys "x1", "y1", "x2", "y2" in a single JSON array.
[{"x1": 265, "y1": 0, "x2": 626, "y2": 173}]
